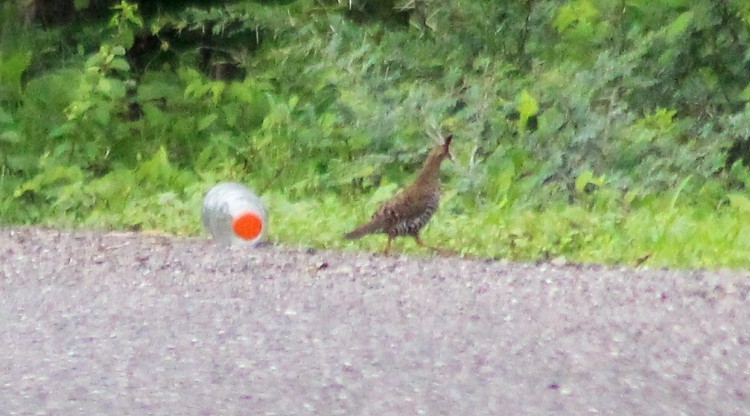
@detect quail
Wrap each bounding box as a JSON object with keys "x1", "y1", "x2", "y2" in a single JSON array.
[{"x1": 344, "y1": 135, "x2": 453, "y2": 254}]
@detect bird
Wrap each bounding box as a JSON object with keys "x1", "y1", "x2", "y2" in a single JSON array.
[{"x1": 344, "y1": 134, "x2": 453, "y2": 255}]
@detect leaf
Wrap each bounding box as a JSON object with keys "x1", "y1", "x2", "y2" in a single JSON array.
[
  {"x1": 222, "y1": 102, "x2": 240, "y2": 127},
  {"x1": 575, "y1": 170, "x2": 603, "y2": 193},
  {"x1": 49, "y1": 123, "x2": 76, "y2": 139},
  {"x1": 0, "y1": 50, "x2": 32, "y2": 95},
  {"x1": 93, "y1": 106, "x2": 111, "y2": 125},
  {"x1": 554, "y1": 0, "x2": 599, "y2": 33},
  {"x1": 537, "y1": 106, "x2": 565, "y2": 137},
  {"x1": 666, "y1": 11, "x2": 694, "y2": 42},
  {"x1": 96, "y1": 78, "x2": 127, "y2": 99},
  {"x1": 0, "y1": 131, "x2": 21, "y2": 144},
  {"x1": 575, "y1": 170, "x2": 594, "y2": 193},
  {"x1": 739, "y1": 83, "x2": 750, "y2": 101},
  {"x1": 111, "y1": 46, "x2": 127, "y2": 56},
  {"x1": 13, "y1": 165, "x2": 84, "y2": 198},
  {"x1": 728, "y1": 194, "x2": 750, "y2": 213},
  {"x1": 209, "y1": 82, "x2": 226, "y2": 105},
  {"x1": 142, "y1": 103, "x2": 167, "y2": 127},
  {"x1": 516, "y1": 89, "x2": 539, "y2": 132},
  {"x1": 110, "y1": 57, "x2": 131, "y2": 72},
  {"x1": 288, "y1": 95, "x2": 299, "y2": 110},
  {"x1": 135, "y1": 147, "x2": 172, "y2": 184},
  {"x1": 198, "y1": 114, "x2": 218, "y2": 131},
  {"x1": 493, "y1": 162, "x2": 516, "y2": 201},
  {"x1": 87, "y1": 171, "x2": 129, "y2": 201}
]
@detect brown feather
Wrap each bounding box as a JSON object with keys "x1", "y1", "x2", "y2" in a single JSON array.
[
  {"x1": 343, "y1": 216, "x2": 387, "y2": 239},
  {"x1": 344, "y1": 134, "x2": 452, "y2": 250}
]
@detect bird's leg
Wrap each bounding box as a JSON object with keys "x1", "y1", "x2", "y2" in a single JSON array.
[
  {"x1": 414, "y1": 234, "x2": 455, "y2": 256},
  {"x1": 382, "y1": 236, "x2": 393, "y2": 255}
]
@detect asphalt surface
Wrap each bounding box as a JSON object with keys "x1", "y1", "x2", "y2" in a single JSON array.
[{"x1": 1, "y1": 226, "x2": 749, "y2": 415}]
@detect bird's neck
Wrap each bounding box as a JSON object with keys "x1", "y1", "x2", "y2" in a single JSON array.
[{"x1": 411, "y1": 155, "x2": 444, "y2": 189}]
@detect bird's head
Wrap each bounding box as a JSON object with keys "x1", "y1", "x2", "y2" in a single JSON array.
[
  {"x1": 427, "y1": 134, "x2": 453, "y2": 163},
  {"x1": 414, "y1": 134, "x2": 454, "y2": 184}
]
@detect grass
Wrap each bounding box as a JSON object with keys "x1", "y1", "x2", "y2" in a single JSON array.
[
  {"x1": 224, "y1": 190, "x2": 750, "y2": 268},
  {"x1": 7, "y1": 177, "x2": 749, "y2": 269},
  {"x1": 7, "y1": 164, "x2": 748, "y2": 269}
]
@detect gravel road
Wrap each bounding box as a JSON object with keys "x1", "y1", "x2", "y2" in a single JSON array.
[{"x1": 1, "y1": 226, "x2": 749, "y2": 415}]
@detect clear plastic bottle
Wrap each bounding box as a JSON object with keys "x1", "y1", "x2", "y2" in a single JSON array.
[{"x1": 201, "y1": 182, "x2": 268, "y2": 246}]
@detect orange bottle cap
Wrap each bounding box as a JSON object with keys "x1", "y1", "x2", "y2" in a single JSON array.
[{"x1": 231, "y1": 211, "x2": 263, "y2": 240}]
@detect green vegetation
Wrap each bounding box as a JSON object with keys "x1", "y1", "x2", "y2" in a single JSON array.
[{"x1": 2, "y1": 0, "x2": 750, "y2": 268}]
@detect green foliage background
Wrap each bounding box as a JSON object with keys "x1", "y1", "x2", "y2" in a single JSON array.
[{"x1": 2, "y1": 0, "x2": 750, "y2": 268}]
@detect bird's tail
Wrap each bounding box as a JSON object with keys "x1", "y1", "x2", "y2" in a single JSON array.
[{"x1": 343, "y1": 219, "x2": 383, "y2": 240}]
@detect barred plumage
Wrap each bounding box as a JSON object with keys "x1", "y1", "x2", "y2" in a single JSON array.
[
  {"x1": 387, "y1": 196, "x2": 437, "y2": 237},
  {"x1": 344, "y1": 135, "x2": 452, "y2": 254}
]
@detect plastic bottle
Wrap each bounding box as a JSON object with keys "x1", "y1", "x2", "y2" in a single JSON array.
[{"x1": 201, "y1": 182, "x2": 268, "y2": 246}]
